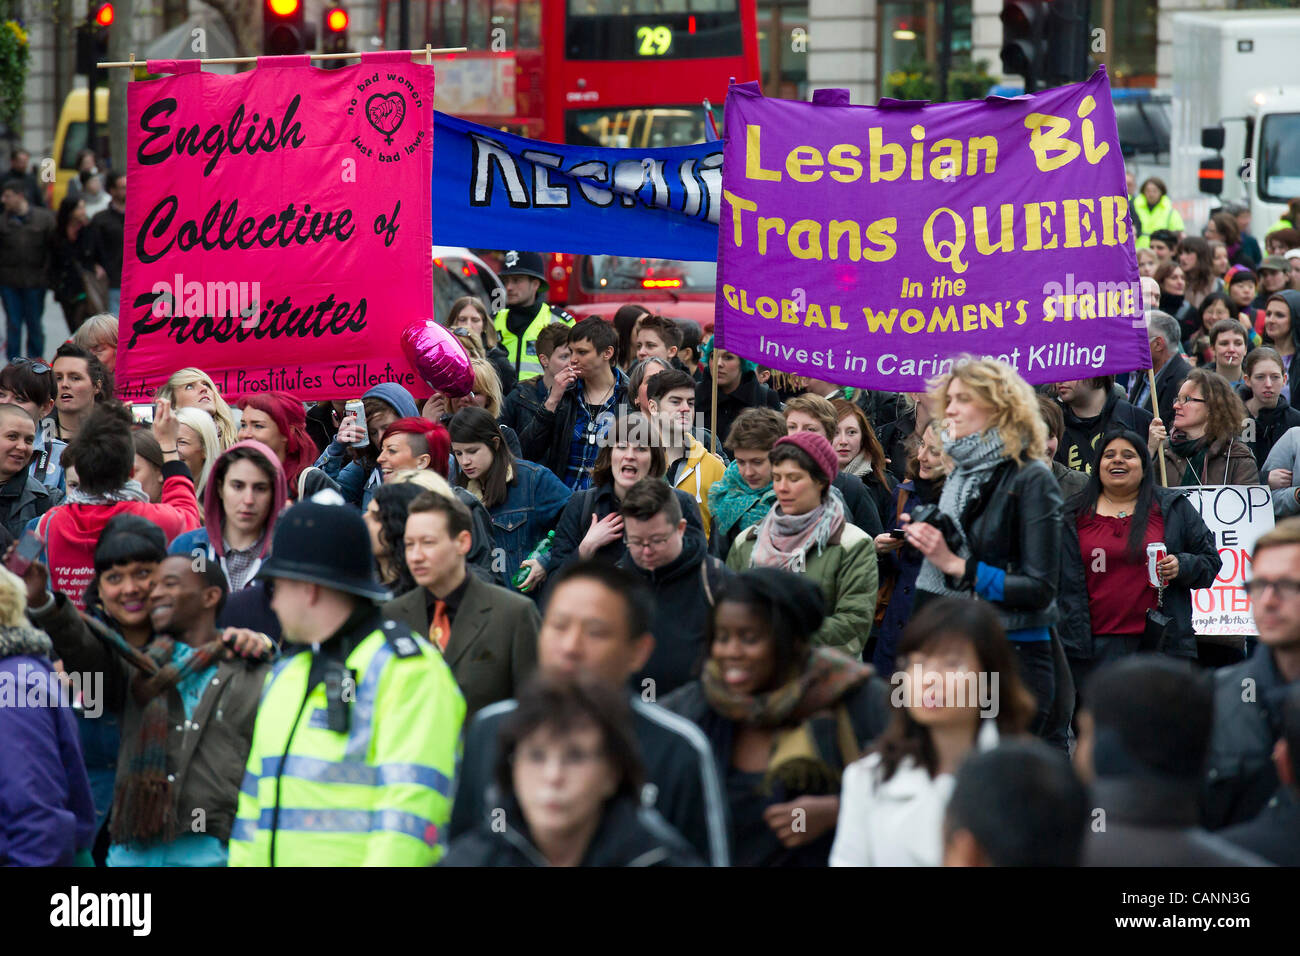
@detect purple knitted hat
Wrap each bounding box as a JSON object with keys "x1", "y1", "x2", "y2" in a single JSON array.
[{"x1": 773, "y1": 431, "x2": 838, "y2": 484}]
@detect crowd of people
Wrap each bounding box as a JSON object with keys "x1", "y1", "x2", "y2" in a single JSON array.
[{"x1": 3, "y1": 196, "x2": 1300, "y2": 867}]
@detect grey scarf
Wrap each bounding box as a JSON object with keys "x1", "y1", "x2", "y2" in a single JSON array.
[
  {"x1": 916, "y1": 427, "x2": 1008, "y2": 598},
  {"x1": 842, "y1": 453, "x2": 874, "y2": 481}
]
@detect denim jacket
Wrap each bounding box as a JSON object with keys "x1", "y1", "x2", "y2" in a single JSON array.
[{"x1": 483, "y1": 459, "x2": 572, "y2": 577}]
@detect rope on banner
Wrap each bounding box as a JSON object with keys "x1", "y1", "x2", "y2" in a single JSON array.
[{"x1": 96, "y1": 48, "x2": 466, "y2": 69}]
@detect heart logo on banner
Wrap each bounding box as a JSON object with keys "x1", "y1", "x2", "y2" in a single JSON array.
[{"x1": 366, "y1": 93, "x2": 407, "y2": 145}]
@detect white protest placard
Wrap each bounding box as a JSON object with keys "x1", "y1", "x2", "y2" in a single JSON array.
[{"x1": 1178, "y1": 485, "x2": 1273, "y2": 636}]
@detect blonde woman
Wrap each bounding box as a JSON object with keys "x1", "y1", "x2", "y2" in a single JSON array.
[
  {"x1": 155, "y1": 368, "x2": 238, "y2": 450},
  {"x1": 902, "y1": 357, "x2": 1065, "y2": 742},
  {"x1": 422, "y1": 356, "x2": 505, "y2": 422},
  {"x1": 173, "y1": 406, "x2": 221, "y2": 499}
]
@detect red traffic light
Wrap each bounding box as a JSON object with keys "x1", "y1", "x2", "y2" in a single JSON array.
[
  {"x1": 94, "y1": 3, "x2": 114, "y2": 27},
  {"x1": 267, "y1": 0, "x2": 300, "y2": 16},
  {"x1": 326, "y1": 8, "x2": 349, "y2": 32}
]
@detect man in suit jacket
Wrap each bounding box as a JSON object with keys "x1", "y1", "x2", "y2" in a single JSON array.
[
  {"x1": 383, "y1": 490, "x2": 539, "y2": 718},
  {"x1": 1129, "y1": 310, "x2": 1191, "y2": 431}
]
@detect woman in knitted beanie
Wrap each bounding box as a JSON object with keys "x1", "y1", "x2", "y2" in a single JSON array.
[{"x1": 726, "y1": 429, "x2": 879, "y2": 659}]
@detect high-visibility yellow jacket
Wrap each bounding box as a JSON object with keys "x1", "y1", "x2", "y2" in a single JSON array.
[
  {"x1": 494, "y1": 303, "x2": 572, "y2": 378},
  {"x1": 228, "y1": 617, "x2": 465, "y2": 867}
]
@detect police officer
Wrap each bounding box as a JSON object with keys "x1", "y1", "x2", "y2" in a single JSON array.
[
  {"x1": 494, "y1": 250, "x2": 574, "y2": 380},
  {"x1": 229, "y1": 496, "x2": 466, "y2": 867}
]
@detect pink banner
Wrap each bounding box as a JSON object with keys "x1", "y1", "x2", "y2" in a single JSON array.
[{"x1": 116, "y1": 54, "x2": 434, "y2": 401}]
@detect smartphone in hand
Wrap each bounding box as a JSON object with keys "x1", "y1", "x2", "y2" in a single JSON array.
[{"x1": 6, "y1": 529, "x2": 44, "y2": 576}]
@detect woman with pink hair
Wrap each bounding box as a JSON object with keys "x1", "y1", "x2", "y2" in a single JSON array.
[{"x1": 235, "y1": 393, "x2": 317, "y2": 499}]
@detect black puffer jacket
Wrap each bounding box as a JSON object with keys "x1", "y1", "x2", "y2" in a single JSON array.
[
  {"x1": 442, "y1": 794, "x2": 702, "y2": 867},
  {"x1": 935, "y1": 457, "x2": 1064, "y2": 632},
  {"x1": 1057, "y1": 487, "x2": 1220, "y2": 660}
]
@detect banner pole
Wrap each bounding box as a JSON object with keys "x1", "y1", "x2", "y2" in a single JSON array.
[
  {"x1": 710, "y1": 350, "x2": 720, "y2": 456},
  {"x1": 1148, "y1": 367, "x2": 1168, "y2": 487},
  {"x1": 97, "y1": 48, "x2": 466, "y2": 69}
]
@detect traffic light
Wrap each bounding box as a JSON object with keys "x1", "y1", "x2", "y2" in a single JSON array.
[
  {"x1": 264, "y1": 0, "x2": 308, "y2": 56},
  {"x1": 1000, "y1": 0, "x2": 1048, "y2": 93},
  {"x1": 322, "y1": 6, "x2": 350, "y2": 69},
  {"x1": 75, "y1": 2, "x2": 113, "y2": 82},
  {"x1": 1045, "y1": 0, "x2": 1091, "y2": 87}
]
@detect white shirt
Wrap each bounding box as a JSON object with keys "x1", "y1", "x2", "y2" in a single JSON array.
[{"x1": 829, "y1": 721, "x2": 999, "y2": 867}]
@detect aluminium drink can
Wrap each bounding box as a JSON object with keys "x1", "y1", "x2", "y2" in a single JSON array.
[{"x1": 1147, "y1": 542, "x2": 1167, "y2": 587}]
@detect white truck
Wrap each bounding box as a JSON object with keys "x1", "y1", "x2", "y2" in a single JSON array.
[{"x1": 1170, "y1": 10, "x2": 1300, "y2": 232}]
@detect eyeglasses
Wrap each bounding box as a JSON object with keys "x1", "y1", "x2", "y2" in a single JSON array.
[
  {"x1": 9, "y1": 358, "x2": 50, "y2": 374},
  {"x1": 1172, "y1": 395, "x2": 1207, "y2": 405},
  {"x1": 626, "y1": 533, "x2": 673, "y2": 551},
  {"x1": 1241, "y1": 578, "x2": 1300, "y2": 599}
]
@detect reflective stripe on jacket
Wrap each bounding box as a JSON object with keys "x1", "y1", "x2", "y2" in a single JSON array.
[
  {"x1": 494, "y1": 303, "x2": 571, "y2": 378},
  {"x1": 228, "y1": 622, "x2": 465, "y2": 867}
]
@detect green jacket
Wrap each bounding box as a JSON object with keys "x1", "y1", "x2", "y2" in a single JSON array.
[{"x1": 726, "y1": 521, "x2": 878, "y2": 658}]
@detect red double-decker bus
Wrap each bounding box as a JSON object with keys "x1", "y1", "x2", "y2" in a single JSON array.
[
  {"x1": 384, "y1": 1, "x2": 759, "y2": 327},
  {"x1": 382, "y1": 0, "x2": 759, "y2": 146}
]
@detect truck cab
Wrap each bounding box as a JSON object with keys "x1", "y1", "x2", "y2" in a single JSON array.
[
  {"x1": 1197, "y1": 88, "x2": 1300, "y2": 233},
  {"x1": 1172, "y1": 11, "x2": 1300, "y2": 232}
]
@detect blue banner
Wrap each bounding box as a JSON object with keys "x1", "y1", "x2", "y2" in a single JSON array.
[{"x1": 430, "y1": 111, "x2": 722, "y2": 261}]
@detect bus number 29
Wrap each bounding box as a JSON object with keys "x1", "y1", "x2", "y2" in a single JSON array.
[{"x1": 637, "y1": 25, "x2": 673, "y2": 56}]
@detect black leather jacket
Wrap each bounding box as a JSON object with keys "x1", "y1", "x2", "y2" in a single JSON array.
[{"x1": 943, "y1": 457, "x2": 1064, "y2": 631}]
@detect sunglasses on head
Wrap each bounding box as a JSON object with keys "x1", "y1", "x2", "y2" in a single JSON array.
[{"x1": 10, "y1": 358, "x2": 50, "y2": 374}]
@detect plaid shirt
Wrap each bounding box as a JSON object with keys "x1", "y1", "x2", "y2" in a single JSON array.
[
  {"x1": 564, "y1": 377, "x2": 624, "y2": 491},
  {"x1": 222, "y1": 534, "x2": 265, "y2": 591}
]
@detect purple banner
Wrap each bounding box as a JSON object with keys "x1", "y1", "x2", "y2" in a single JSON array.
[{"x1": 714, "y1": 68, "x2": 1149, "y2": 391}]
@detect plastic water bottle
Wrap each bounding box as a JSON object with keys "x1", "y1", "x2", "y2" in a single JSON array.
[{"x1": 513, "y1": 531, "x2": 556, "y2": 589}]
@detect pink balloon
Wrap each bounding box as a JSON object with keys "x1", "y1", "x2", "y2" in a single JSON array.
[{"x1": 400, "y1": 321, "x2": 475, "y2": 397}]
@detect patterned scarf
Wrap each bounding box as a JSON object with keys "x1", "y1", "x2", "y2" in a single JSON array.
[
  {"x1": 65, "y1": 479, "x2": 150, "y2": 505},
  {"x1": 915, "y1": 427, "x2": 1008, "y2": 599},
  {"x1": 707, "y1": 461, "x2": 774, "y2": 538},
  {"x1": 750, "y1": 486, "x2": 846, "y2": 573},
  {"x1": 703, "y1": 647, "x2": 875, "y2": 795},
  {"x1": 84, "y1": 615, "x2": 226, "y2": 847}
]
